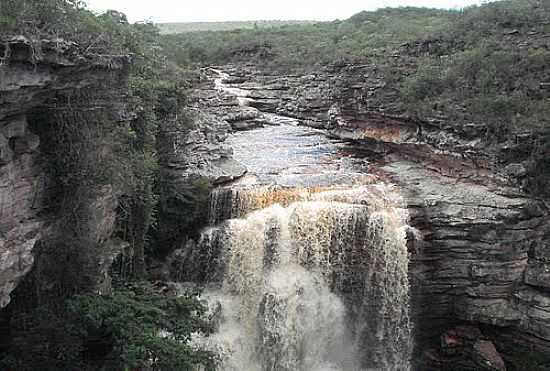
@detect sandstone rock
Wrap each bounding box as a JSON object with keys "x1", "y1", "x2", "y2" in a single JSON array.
[
  {"x1": 0, "y1": 226, "x2": 40, "y2": 308},
  {"x1": 0, "y1": 154, "x2": 47, "y2": 308},
  {"x1": 223, "y1": 106, "x2": 261, "y2": 123},
  {"x1": 0, "y1": 134, "x2": 14, "y2": 165},
  {"x1": 0, "y1": 36, "x2": 130, "y2": 308},
  {"x1": 1, "y1": 116, "x2": 27, "y2": 138},
  {"x1": 231, "y1": 121, "x2": 264, "y2": 131},
  {"x1": 159, "y1": 109, "x2": 246, "y2": 185},
  {"x1": 11, "y1": 133, "x2": 40, "y2": 154},
  {"x1": 440, "y1": 326, "x2": 483, "y2": 356},
  {"x1": 473, "y1": 340, "x2": 506, "y2": 371},
  {"x1": 524, "y1": 262, "x2": 550, "y2": 289},
  {"x1": 503, "y1": 163, "x2": 527, "y2": 178},
  {"x1": 533, "y1": 241, "x2": 550, "y2": 261}
]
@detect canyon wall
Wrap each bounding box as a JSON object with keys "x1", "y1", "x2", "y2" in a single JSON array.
[
  {"x1": 0, "y1": 36, "x2": 130, "y2": 308},
  {"x1": 194, "y1": 64, "x2": 550, "y2": 369}
]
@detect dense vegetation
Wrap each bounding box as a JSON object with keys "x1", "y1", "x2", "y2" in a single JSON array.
[
  {"x1": 401, "y1": 0, "x2": 550, "y2": 137},
  {"x1": 161, "y1": 7, "x2": 455, "y2": 69},
  {"x1": 2, "y1": 283, "x2": 215, "y2": 370},
  {"x1": 158, "y1": 20, "x2": 316, "y2": 34},
  {"x1": 1, "y1": 0, "x2": 137, "y2": 53}
]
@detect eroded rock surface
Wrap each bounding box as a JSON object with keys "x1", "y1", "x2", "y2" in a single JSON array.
[
  {"x1": 158, "y1": 108, "x2": 246, "y2": 187},
  {"x1": 0, "y1": 36, "x2": 130, "y2": 308}
]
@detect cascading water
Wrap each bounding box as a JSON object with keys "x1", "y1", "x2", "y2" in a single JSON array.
[
  {"x1": 213, "y1": 69, "x2": 254, "y2": 107},
  {"x1": 184, "y1": 71, "x2": 413, "y2": 370}
]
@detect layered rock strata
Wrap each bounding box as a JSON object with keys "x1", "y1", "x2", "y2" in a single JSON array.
[{"x1": 0, "y1": 36, "x2": 130, "y2": 308}]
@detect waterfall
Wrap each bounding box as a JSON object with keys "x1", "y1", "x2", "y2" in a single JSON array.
[
  {"x1": 185, "y1": 69, "x2": 413, "y2": 370},
  {"x1": 212, "y1": 69, "x2": 253, "y2": 107},
  {"x1": 189, "y1": 185, "x2": 412, "y2": 371}
]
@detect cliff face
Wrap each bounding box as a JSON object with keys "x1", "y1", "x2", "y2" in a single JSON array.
[
  {"x1": 194, "y1": 63, "x2": 550, "y2": 368},
  {"x1": 0, "y1": 36, "x2": 130, "y2": 308},
  {"x1": 289, "y1": 64, "x2": 550, "y2": 368},
  {"x1": 152, "y1": 72, "x2": 248, "y2": 253},
  {"x1": 271, "y1": 62, "x2": 550, "y2": 367}
]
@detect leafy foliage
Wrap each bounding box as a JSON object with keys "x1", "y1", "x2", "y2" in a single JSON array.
[
  {"x1": 399, "y1": 0, "x2": 550, "y2": 138},
  {"x1": 1, "y1": 284, "x2": 216, "y2": 371},
  {"x1": 0, "y1": 0, "x2": 122, "y2": 54},
  {"x1": 161, "y1": 7, "x2": 455, "y2": 71}
]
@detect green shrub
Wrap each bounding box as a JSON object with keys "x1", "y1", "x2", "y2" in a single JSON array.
[
  {"x1": 1, "y1": 283, "x2": 216, "y2": 371},
  {"x1": 398, "y1": 1, "x2": 550, "y2": 140},
  {"x1": 161, "y1": 7, "x2": 455, "y2": 71}
]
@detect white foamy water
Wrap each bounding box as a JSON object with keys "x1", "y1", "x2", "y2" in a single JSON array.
[{"x1": 191, "y1": 192, "x2": 411, "y2": 371}]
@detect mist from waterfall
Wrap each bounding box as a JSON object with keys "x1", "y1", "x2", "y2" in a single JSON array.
[{"x1": 189, "y1": 186, "x2": 412, "y2": 371}]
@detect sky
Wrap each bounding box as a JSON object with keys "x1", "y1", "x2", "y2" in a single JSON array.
[{"x1": 85, "y1": 0, "x2": 488, "y2": 23}]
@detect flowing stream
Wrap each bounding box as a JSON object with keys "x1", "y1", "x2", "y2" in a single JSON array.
[{"x1": 185, "y1": 71, "x2": 412, "y2": 371}]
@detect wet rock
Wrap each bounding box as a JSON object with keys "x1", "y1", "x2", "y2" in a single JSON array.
[
  {"x1": 1, "y1": 116, "x2": 27, "y2": 138},
  {"x1": 231, "y1": 121, "x2": 264, "y2": 131},
  {"x1": 223, "y1": 106, "x2": 261, "y2": 123},
  {"x1": 440, "y1": 326, "x2": 482, "y2": 356},
  {"x1": 503, "y1": 163, "x2": 527, "y2": 178},
  {"x1": 0, "y1": 134, "x2": 13, "y2": 165},
  {"x1": 524, "y1": 263, "x2": 550, "y2": 289},
  {"x1": 159, "y1": 109, "x2": 246, "y2": 185},
  {"x1": 473, "y1": 340, "x2": 506, "y2": 371},
  {"x1": 11, "y1": 133, "x2": 40, "y2": 154},
  {"x1": 429, "y1": 326, "x2": 507, "y2": 370}
]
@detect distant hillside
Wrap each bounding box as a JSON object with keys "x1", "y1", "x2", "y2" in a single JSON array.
[
  {"x1": 160, "y1": 7, "x2": 453, "y2": 67},
  {"x1": 157, "y1": 20, "x2": 317, "y2": 34},
  {"x1": 161, "y1": 0, "x2": 550, "y2": 149}
]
